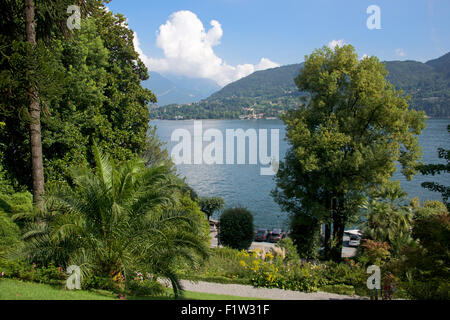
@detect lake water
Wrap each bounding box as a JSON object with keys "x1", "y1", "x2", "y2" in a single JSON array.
[{"x1": 151, "y1": 119, "x2": 450, "y2": 230}]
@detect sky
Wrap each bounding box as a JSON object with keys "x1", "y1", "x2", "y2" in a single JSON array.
[{"x1": 106, "y1": 0, "x2": 450, "y2": 86}]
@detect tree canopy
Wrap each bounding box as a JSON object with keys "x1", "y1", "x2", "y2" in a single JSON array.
[{"x1": 273, "y1": 44, "x2": 426, "y2": 261}]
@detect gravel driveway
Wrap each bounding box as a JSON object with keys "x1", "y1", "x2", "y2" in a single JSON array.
[{"x1": 179, "y1": 280, "x2": 363, "y2": 300}]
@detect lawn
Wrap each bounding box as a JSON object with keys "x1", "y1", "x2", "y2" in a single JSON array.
[{"x1": 0, "y1": 279, "x2": 258, "y2": 300}]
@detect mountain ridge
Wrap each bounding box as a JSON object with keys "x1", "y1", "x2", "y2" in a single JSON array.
[{"x1": 150, "y1": 52, "x2": 450, "y2": 119}]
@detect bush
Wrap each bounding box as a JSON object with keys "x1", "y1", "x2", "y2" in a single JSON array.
[
  {"x1": 219, "y1": 207, "x2": 254, "y2": 250},
  {"x1": 289, "y1": 214, "x2": 321, "y2": 259},
  {"x1": 126, "y1": 272, "x2": 165, "y2": 297},
  {"x1": 0, "y1": 260, "x2": 66, "y2": 285},
  {"x1": 395, "y1": 210, "x2": 450, "y2": 300},
  {"x1": 277, "y1": 237, "x2": 300, "y2": 262},
  {"x1": 0, "y1": 211, "x2": 21, "y2": 251},
  {"x1": 250, "y1": 261, "x2": 322, "y2": 292},
  {"x1": 321, "y1": 284, "x2": 355, "y2": 296}
]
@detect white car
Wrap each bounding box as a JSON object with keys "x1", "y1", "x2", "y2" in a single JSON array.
[{"x1": 348, "y1": 238, "x2": 361, "y2": 247}]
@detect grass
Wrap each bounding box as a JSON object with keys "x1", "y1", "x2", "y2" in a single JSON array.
[
  {"x1": 0, "y1": 279, "x2": 116, "y2": 300},
  {"x1": 0, "y1": 279, "x2": 259, "y2": 300}
]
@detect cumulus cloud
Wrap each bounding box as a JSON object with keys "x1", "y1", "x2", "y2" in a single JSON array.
[
  {"x1": 395, "y1": 48, "x2": 406, "y2": 57},
  {"x1": 328, "y1": 39, "x2": 346, "y2": 49},
  {"x1": 135, "y1": 11, "x2": 279, "y2": 86}
]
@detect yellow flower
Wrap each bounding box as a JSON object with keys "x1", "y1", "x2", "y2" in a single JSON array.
[{"x1": 239, "y1": 260, "x2": 247, "y2": 267}]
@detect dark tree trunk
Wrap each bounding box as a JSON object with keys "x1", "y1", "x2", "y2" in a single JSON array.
[
  {"x1": 323, "y1": 222, "x2": 331, "y2": 258},
  {"x1": 330, "y1": 199, "x2": 346, "y2": 262},
  {"x1": 25, "y1": 0, "x2": 45, "y2": 206}
]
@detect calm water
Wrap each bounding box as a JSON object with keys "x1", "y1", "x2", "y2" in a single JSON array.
[{"x1": 151, "y1": 119, "x2": 450, "y2": 229}]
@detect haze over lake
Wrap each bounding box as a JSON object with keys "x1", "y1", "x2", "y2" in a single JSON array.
[{"x1": 151, "y1": 119, "x2": 450, "y2": 230}]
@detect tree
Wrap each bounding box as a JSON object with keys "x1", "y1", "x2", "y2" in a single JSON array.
[
  {"x1": 199, "y1": 197, "x2": 224, "y2": 221},
  {"x1": 362, "y1": 181, "x2": 413, "y2": 257},
  {"x1": 397, "y1": 203, "x2": 449, "y2": 299},
  {"x1": 0, "y1": 5, "x2": 156, "y2": 189},
  {"x1": 24, "y1": 0, "x2": 45, "y2": 205},
  {"x1": 218, "y1": 207, "x2": 254, "y2": 250},
  {"x1": 273, "y1": 45, "x2": 425, "y2": 262},
  {"x1": 418, "y1": 125, "x2": 450, "y2": 210},
  {"x1": 22, "y1": 144, "x2": 209, "y2": 297},
  {"x1": 0, "y1": 0, "x2": 103, "y2": 203}
]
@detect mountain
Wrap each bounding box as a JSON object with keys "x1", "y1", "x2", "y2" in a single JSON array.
[
  {"x1": 142, "y1": 72, "x2": 220, "y2": 106},
  {"x1": 208, "y1": 64, "x2": 303, "y2": 100},
  {"x1": 150, "y1": 53, "x2": 450, "y2": 119},
  {"x1": 426, "y1": 52, "x2": 450, "y2": 79}
]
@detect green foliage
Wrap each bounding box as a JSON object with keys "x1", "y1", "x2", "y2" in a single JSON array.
[
  {"x1": 321, "y1": 284, "x2": 355, "y2": 296},
  {"x1": 276, "y1": 237, "x2": 300, "y2": 262},
  {"x1": 384, "y1": 202, "x2": 449, "y2": 299},
  {"x1": 273, "y1": 45, "x2": 426, "y2": 262},
  {"x1": 199, "y1": 196, "x2": 225, "y2": 220},
  {"x1": 0, "y1": 211, "x2": 21, "y2": 253},
  {"x1": 0, "y1": 7, "x2": 157, "y2": 189},
  {"x1": 180, "y1": 247, "x2": 255, "y2": 282},
  {"x1": 250, "y1": 261, "x2": 322, "y2": 292},
  {"x1": 359, "y1": 240, "x2": 391, "y2": 266},
  {"x1": 21, "y1": 145, "x2": 209, "y2": 297},
  {"x1": 287, "y1": 213, "x2": 320, "y2": 259},
  {"x1": 126, "y1": 272, "x2": 165, "y2": 297},
  {"x1": 362, "y1": 181, "x2": 413, "y2": 256},
  {"x1": 0, "y1": 259, "x2": 66, "y2": 286},
  {"x1": 0, "y1": 185, "x2": 31, "y2": 256},
  {"x1": 219, "y1": 207, "x2": 254, "y2": 250}
]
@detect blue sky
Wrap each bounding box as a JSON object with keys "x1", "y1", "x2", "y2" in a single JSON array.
[{"x1": 106, "y1": 0, "x2": 450, "y2": 85}]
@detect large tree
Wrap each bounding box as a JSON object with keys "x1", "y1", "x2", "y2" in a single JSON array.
[
  {"x1": 273, "y1": 45, "x2": 425, "y2": 261},
  {"x1": 0, "y1": 0, "x2": 103, "y2": 203},
  {"x1": 0, "y1": 4, "x2": 156, "y2": 189}
]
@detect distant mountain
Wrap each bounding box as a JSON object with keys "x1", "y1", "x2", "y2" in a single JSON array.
[
  {"x1": 142, "y1": 72, "x2": 220, "y2": 106},
  {"x1": 150, "y1": 53, "x2": 450, "y2": 119},
  {"x1": 208, "y1": 64, "x2": 303, "y2": 100},
  {"x1": 426, "y1": 52, "x2": 450, "y2": 79}
]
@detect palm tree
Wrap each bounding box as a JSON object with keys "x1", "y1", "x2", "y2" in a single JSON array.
[
  {"x1": 363, "y1": 182, "x2": 413, "y2": 256},
  {"x1": 22, "y1": 144, "x2": 208, "y2": 296}
]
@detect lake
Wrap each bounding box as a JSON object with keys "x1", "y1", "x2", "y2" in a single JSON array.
[{"x1": 151, "y1": 118, "x2": 450, "y2": 230}]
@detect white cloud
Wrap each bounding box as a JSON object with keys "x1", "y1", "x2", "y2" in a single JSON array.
[
  {"x1": 395, "y1": 48, "x2": 406, "y2": 57},
  {"x1": 360, "y1": 53, "x2": 369, "y2": 60},
  {"x1": 328, "y1": 39, "x2": 346, "y2": 49},
  {"x1": 134, "y1": 11, "x2": 279, "y2": 86}
]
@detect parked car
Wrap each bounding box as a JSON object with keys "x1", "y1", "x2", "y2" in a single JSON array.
[
  {"x1": 209, "y1": 220, "x2": 218, "y2": 232},
  {"x1": 254, "y1": 229, "x2": 269, "y2": 242},
  {"x1": 348, "y1": 235, "x2": 361, "y2": 247},
  {"x1": 268, "y1": 228, "x2": 285, "y2": 243}
]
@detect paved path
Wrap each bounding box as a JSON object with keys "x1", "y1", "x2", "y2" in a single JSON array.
[{"x1": 179, "y1": 280, "x2": 363, "y2": 300}]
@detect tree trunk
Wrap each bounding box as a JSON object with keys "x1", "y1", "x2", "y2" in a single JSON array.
[
  {"x1": 331, "y1": 203, "x2": 345, "y2": 262},
  {"x1": 25, "y1": 0, "x2": 45, "y2": 206},
  {"x1": 323, "y1": 222, "x2": 331, "y2": 258}
]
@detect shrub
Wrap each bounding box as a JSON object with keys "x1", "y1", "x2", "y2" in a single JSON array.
[
  {"x1": 126, "y1": 273, "x2": 165, "y2": 297},
  {"x1": 0, "y1": 260, "x2": 66, "y2": 285},
  {"x1": 277, "y1": 237, "x2": 300, "y2": 262},
  {"x1": 359, "y1": 239, "x2": 391, "y2": 266},
  {"x1": 395, "y1": 210, "x2": 450, "y2": 300},
  {"x1": 250, "y1": 261, "x2": 323, "y2": 292},
  {"x1": 289, "y1": 214, "x2": 320, "y2": 259},
  {"x1": 0, "y1": 211, "x2": 21, "y2": 252},
  {"x1": 219, "y1": 207, "x2": 254, "y2": 250},
  {"x1": 321, "y1": 284, "x2": 355, "y2": 296}
]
